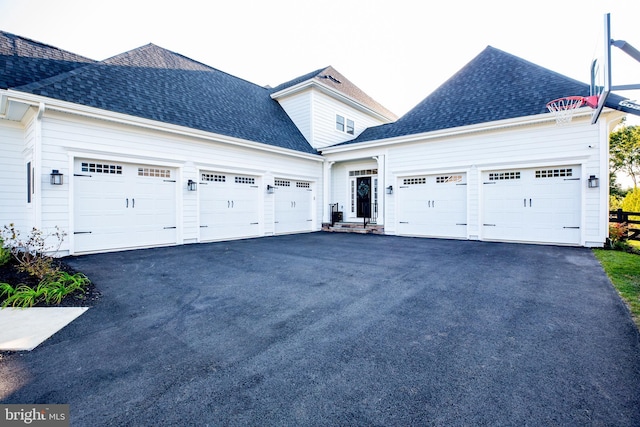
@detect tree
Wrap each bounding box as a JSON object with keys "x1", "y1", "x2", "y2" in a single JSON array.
[{"x1": 610, "y1": 123, "x2": 640, "y2": 189}]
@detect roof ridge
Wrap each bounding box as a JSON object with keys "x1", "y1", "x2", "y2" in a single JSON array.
[{"x1": 0, "y1": 30, "x2": 96, "y2": 62}]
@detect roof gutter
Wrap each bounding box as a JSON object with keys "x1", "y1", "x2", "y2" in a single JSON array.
[{"x1": 5, "y1": 90, "x2": 323, "y2": 162}]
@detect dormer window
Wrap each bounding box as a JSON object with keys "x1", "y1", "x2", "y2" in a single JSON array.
[{"x1": 336, "y1": 114, "x2": 355, "y2": 135}]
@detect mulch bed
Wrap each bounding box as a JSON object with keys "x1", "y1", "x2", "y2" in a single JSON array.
[{"x1": 0, "y1": 258, "x2": 101, "y2": 308}]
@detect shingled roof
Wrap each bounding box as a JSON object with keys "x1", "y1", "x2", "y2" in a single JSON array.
[
  {"x1": 350, "y1": 46, "x2": 625, "y2": 144},
  {"x1": 271, "y1": 65, "x2": 398, "y2": 121},
  {"x1": 9, "y1": 42, "x2": 316, "y2": 154},
  {"x1": 0, "y1": 31, "x2": 95, "y2": 89}
]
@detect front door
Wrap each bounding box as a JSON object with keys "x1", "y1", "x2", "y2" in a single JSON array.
[{"x1": 356, "y1": 177, "x2": 371, "y2": 218}]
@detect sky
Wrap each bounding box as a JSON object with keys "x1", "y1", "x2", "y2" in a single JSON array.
[{"x1": 1, "y1": 0, "x2": 639, "y2": 121}]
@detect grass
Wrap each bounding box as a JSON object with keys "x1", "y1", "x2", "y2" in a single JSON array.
[{"x1": 593, "y1": 248, "x2": 640, "y2": 329}]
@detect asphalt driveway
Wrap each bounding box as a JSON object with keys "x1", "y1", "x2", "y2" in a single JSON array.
[{"x1": 1, "y1": 233, "x2": 639, "y2": 426}]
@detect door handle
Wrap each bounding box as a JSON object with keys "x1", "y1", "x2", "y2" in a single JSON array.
[
  {"x1": 523, "y1": 198, "x2": 526, "y2": 207},
  {"x1": 132, "y1": 198, "x2": 135, "y2": 208},
  {"x1": 428, "y1": 201, "x2": 431, "y2": 208},
  {"x1": 228, "y1": 200, "x2": 230, "y2": 208},
  {"x1": 529, "y1": 198, "x2": 532, "y2": 207},
  {"x1": 126, "y1": 198, "x2": 128, "y2": 208},
  {"x1": 231, "y1": 201, "x2": 234, "y2": 208}
]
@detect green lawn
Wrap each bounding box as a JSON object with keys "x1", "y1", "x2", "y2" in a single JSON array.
[{"x1": 593, "y1": 249, "x2": 640, "y2": 329}]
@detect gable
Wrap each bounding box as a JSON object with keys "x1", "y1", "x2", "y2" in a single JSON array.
[{"x1": 351, "y1": 46, "x2": 594, "y2": 143}]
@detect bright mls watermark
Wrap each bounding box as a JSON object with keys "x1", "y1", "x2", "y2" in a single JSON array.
[{"x1": 0, "y1": 405, "x2": 69, "y2": 426}]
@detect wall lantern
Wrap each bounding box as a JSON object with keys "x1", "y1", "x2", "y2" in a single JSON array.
[
  {"x1": 187, "y1": 179, "x2": 197, "y2": 191},
  {"x1": 50, "y1": 169, "x2": 63, "y2": 185},
  {"x1": 386, "y1": 185, "x2": 393, "y2": 194},
  {"x1": 588, "y1": 175, "x2": 599, "y2": 188},
  {"x1": 267, "y1": 185, "x2": 275, "y2": 194}
]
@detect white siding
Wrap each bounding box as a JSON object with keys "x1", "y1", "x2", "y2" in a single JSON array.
[
  {"x1": 36, "y1": 111, "x2": 323, "y2": 254},
  {"x1": 325, "y1": 118, "x2": 607, "y2": 246},
  {"x1": 277, "y1": 91, "x2": 313, "y2": 144},
  {"x1": 311, "y1": 90, "x2": 386, "y2": 149},
  {"x1": 276, "y1": 88, "x2": 389, "y2": 150},
  {"x1": 0, "y1": 121, "x2": 28, "y2": 231}
]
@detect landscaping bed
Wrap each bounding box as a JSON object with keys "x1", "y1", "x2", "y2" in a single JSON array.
[{"x1": 0, "y1": 257, "x2": 100, "y2": 308}]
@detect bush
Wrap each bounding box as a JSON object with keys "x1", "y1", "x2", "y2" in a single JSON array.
[
  {"x1": 0, "y1": 224, "x2": 66, "y2": 280},
  {"x1": 0, "y1": 238, "x2": 10, "y2": 267}
]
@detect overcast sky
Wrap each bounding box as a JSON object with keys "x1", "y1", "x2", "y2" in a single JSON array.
[{"x1": 1, "y1": 0, "x2": 639, "y2": 121}]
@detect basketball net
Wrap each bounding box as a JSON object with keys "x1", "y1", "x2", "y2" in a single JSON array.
[{"x1": 546, "y1": 96, "x2": 599, "y2": 125}]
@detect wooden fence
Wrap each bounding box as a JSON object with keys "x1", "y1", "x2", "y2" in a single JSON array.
[{"x1": 609, "y1": 209, "x2": 640, "y2": 241}]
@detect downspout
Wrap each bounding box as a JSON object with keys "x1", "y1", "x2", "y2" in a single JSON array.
[{"x1": 33, "y1": 102, "x2": 45, "y2": 230}]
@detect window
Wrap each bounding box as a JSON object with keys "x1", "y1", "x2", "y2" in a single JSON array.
[
  {"x1": 235, "y1": 176, "x2": 255, "y2": 185},
  {"x1": 138, "y1": 167, "x2": 171, "y2": 178},
  {"x1": 535, "y1": 168, "x2": 573, "y2": 178},
  {"x1": 201, "y1": 173, "x2": 225, "y2": 182},
  {"x1": 82, "y1": 162, "x2": 122, "y2": 174},
  {"x1": 436, "y1": 175, "x2": 463, "y2": 184},
  {"x1": 403, "y1": 177, "x2": 427, "y2": 185},
  {"x1": 346, "y1": 119, "x2": 355, "y2": 135},
  {"x1": 488, "y1": 171, "x2": 520, "y2": 181},
  {"x1": 336, "y1": 115, "x2": 355, "y2": 135},
  {"x1": 26, "y1": 162, "x2": 32, "y2": 203}
]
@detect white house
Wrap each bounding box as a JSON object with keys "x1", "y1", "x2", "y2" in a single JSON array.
[{"x1": 0, "y1": 32, "x2": 633, "y2": 255}]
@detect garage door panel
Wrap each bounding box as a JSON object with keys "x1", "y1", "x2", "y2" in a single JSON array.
[
  {"x1": 199, "y1": 172, "x2": 260, "y2": 241},
  {"x1": 482, "y1": 166, "x2": 581, "y2": 244},
  {"x1": 397, "y1": 173, "x2": 467, "y2": 238},
  {"x1": 274, "y1": 180, "x2": 313, "y2": 234},
  {"x1": 73, "y1": 160, "x2": 177, "y2": 253}
]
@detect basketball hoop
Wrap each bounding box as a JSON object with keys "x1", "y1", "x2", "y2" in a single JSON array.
[{"x1": 546, "y1": 96, "x2": 599, "y2": 124}]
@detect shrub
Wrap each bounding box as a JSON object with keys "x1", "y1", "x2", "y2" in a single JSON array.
[
  {"x1": 0, "y1": 238, "x2": 10, "y2": 267},
  {"x1": 0, "y1": 224, "x2": 66, "y2": 280}
]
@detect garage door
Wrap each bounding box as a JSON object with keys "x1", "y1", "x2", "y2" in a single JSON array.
[
  {"x1": 397, "y1": 173, "x2": 467, "y2": 238},
  {"x1": 74, "y1": 159, "x2": 177, "y2": 253},
  {"x1": 482, "y1": 165, "x2": 581, "y2": 244},
  {"x1": 274, "y1": 179, "x2": 313, "y2": 234},
  {"x1": 199, "y1": 171, "x2": 260, "y2": 241}
]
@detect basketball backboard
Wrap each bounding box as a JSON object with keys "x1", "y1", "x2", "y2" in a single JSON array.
[
  {"x1": 590, "y1": 14, "x2": 611, "y2": 124},
  {"x1": 590, "y1": 13, "x2": 640, "y2": 124}
]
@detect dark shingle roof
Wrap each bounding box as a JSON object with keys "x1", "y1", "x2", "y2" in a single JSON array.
[
  {"x1": 350, "y1": 46, "x2": 613, "y2": 144},
  {"x1": 271, "y1": 66, "x2": 398, "y2": 121},
  {"x1": 0, "y1": 31, "x2": 95, "y2": 89},
  {"x1": 11, "y1": 42, "x2": 316, "y2": 154}
]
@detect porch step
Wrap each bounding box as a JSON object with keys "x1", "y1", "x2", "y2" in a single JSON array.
[{"x1": 322, "y1": 222, "x2": 385, "y2": 235}]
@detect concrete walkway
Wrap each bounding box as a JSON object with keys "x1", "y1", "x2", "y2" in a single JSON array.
[{"x1": 1, "y1": 233, "x2": 639, "y2": 426}]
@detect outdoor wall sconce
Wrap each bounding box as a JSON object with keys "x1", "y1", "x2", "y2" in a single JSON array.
[
  {"x1": 50, "y1": 169, "x2": 63, "y2": 185},
  {"x1": 267, "y1": 185, "x2": 275, "y2": 194},
  {"x1": 588, "y1": 175, "x2": 599, "y2": 188},
  {"x1": 386, "y1": 185, "x2": 393, "y2": 194},
  {"x1": 187, "y1": 179, "x2": 197, "y2": 191}
]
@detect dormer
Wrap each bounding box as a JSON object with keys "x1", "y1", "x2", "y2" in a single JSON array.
[{"x1": 270, "y1": 66, "x2": 397, "y2": 150}]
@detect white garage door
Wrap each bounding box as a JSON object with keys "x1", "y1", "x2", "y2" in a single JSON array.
[
  {"x1": 397, "y1": 173, "x2": 467, "y2": 238},
  {"x1": 274, "y1": 179, "x2": 313, "y2": 234},
  {"x1": 482, "y1": 165, "x2": 581, "y2": 245},
  {"x1": 199, "y1": 171, "x2": 260, "y2": 241},
  {"x1": 74, "y1": 159, "x2": 177, "y2": 253}
]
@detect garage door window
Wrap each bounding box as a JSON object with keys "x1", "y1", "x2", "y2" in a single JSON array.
[
  {"x1": 235, "y1": 176, "x2": 255, "y2": 185},
  {"x1": 296, "y1": 182, "x2": 310, "y2": 188},
  {"x1": 488, "y1": 171, "x2": 520, "y2": 180},
  {"x1": 81, "y1": 162, "x2": 122, "y2": 174},
  {"x1": 535, "y1": 168, "x2": 573, "y2": 178},
  {"x1": 403, "y1": 177, "x2": 426, "y2": 185},
  {"x1": 275, "y1": 179, "x2": 290, "y2": 187},
  {"x1": 138, "y1": 167, "x2": 171, "y2": 178},
  {"x1": 436, "y1": 175, "x2": 463, "y2": 184},
  {"x1": 202, "y1": 173, "x2": 225, "y2": 182}
]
